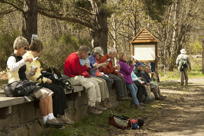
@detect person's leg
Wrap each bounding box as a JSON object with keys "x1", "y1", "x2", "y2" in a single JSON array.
[
  {"x1": 180, "y1": 71, "x2": 184, "y2": 86},
  {"x1": 39, "y1": 96, "x2": 49, "y2": 116},
  {"x1": 94, "y1": 77, "x2": 109, "y2": 100},
  {"x1": 99, "y1": 75, "x2": 114, "y2": 90},
  {"x1": 78, "y1": 76, "x2": 102, "y2": 114},
  {"x1": 108, "y1": 74, "x2": 125, "y2": 98},
  {"x1": 184, "y1": 69, "x2": 188, "y2": 86},
  {"x1": 88, "y1": 78, "x2": 102, "y2": 103},
  {"x1": 95, "y1": 77, "x2": 111, "y2": 108},
  {"x1": 34, "y1": 88, "x2": 63, "y2": 127},
  {"x1": 126, "y1": 83, "x2": 140, "y2": 106},
  {"x1": 151, "y1": 87, "x2": 159, "y2": 100},
  {"x1": 43, "y1": 83, "x2": 66, "y2": 117}
]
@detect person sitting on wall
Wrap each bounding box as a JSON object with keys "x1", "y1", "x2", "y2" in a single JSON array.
[
  {"x1": 142, "y1": 65, "x2": 166, "y2": 100},
  {"x1": 88, "y1": 47, "x2": 114, "y2": 108},
  {"x1": 23, "y1": 36, "x2": 73, "y2": 125},
  {"x1": 98, "y1": 48, "x2": 129, "y2": 101},
  {"x1": 6, "y1": 36, "x2": 63, "y2": 127},
  {"x1": 132, "y1": 62, "x2": 147, "y2": 103},
  {"x1": 118, "y1": 53, "x2": 141, "y2": 108},
  {"x1": 64, "y1": 46, "x2": 104, "y2": 115}
]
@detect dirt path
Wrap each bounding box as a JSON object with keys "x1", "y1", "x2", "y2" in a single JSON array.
[{"x1": 118, "y1": 78, "x2": 204, "y2": 136}]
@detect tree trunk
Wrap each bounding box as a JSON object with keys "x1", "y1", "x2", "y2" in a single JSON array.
[
  {"x1": 91, "y1": 26, "x2": 108, "y2": 53},
  {"x1": 202, "y1": 40, "x2": 204, "y2": 73},
  {"x1": 90, "y1": 0, "x2": 108, "y2": 53},
  {"x1": 22, "y1": 0, "x2": 38, "y2": 43}
]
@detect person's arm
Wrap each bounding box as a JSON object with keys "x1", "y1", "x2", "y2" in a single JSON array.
[
  {"x1": 176, "y1": 55, "x2": 180, "y2": 66},
  {"x1": 7, "y1": 56, "x2": 26, "y2": 72},
  {"x1": 94, "y1": 62, "x2": 108, "y2": 68},
  {"x1": 99, "y1": 57, "x2": 112, "y2": 74},
  {"x1": 187, "y1": 56, "x2": 191, "y2": 70},
  {"x1": 120, "y1": 63, "x2": 134, "y2": 75}
]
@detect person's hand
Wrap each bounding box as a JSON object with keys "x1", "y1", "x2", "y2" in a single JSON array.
[
  {"x1": 85, "y1": 63, "x2": 90, "y2": 68},
  {"x1": 140, "y1": 81, "x2": 145, "y2": 85},
  {"x1": 115, "y1": 65, "x2": 120, "y2": 71},
  {"x1": 146, "y1": 83, "x2": 150, "y2": 86},
  {"x1": 46, "y1": 79, "x2": 52, "y2": 84},
  {"x1": 104, "y1": 61, "x2": 109, "y2": 66},
  {"x1": 24, "y1": 58, "x2": 33, "y2": 63}
]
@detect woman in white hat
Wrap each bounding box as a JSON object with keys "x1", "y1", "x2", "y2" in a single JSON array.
[{"x1": 176, "y1": 49, "x2": 191, "y2": 86}]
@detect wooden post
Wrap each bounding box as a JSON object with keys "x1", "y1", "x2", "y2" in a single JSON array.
[{"x1": 202, "y1": 40, "x2": 204, "y2": 73}]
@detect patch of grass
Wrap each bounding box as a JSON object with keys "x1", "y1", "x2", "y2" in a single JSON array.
[
  {"x1": 160, "y1": 57, "x2": 204, "y2": 81},
  {"x1": 43, "y1": 101, "x2": 164, "y2": 136}
]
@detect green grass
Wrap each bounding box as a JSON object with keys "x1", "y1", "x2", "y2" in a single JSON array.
[
  {"x1": 160, "y1": 57, "x2": 204, "y2": 81},
  {"x1": 42, "y1": 101, "x2": 163, "y2": 136}
]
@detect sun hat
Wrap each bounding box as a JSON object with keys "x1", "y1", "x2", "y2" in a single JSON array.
[{"x1": 180, "y1": 49, "x2": 187, "y2": 54}]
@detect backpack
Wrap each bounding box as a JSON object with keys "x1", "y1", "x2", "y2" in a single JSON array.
[
  {"x1": 4, "y1": 80, "x2": 41, "y2": 97},
  {"x1": 109, "y1": 115, "x2": 144, "y2": 129},
  {"x1": 179, "y1": 58, "x2": 188, "y2": 71},
  {"x1": 37, "y1": 67, "x2": 74, "y2": 93}
]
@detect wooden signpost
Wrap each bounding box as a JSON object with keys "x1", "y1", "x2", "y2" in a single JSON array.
[{"x1": 130, "y1": 28, "x2": 159, "y2": 72}]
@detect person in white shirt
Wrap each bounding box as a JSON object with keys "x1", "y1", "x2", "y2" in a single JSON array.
[
  {"x1": 176, "y1": 49, "x2": 191, "y2": 86},
  {"x1": 6, "y1": 36, "x2": 63, "y2": 127}
]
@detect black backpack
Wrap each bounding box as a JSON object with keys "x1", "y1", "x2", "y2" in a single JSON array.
[
  {"x1": 4, "y1": 80, "x2": 41, "y2": 97},
  {"x1": 37, "y1": 67, "x2": 74, "y2": 92}
]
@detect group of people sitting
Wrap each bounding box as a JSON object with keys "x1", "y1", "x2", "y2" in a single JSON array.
[{"x1": 6, "y1": 35, "x2": 165, "y2": 128}]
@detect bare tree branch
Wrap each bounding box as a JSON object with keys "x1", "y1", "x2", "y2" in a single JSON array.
[
  {"x1": 38, "y1": 7, "x2": 94, "y2": 29},
  {"x1": 0, "y1": 8, "x2": 16, "y2": 17},
  {"x1": 0, "y1": 0, "x2": 24, "y2": 13}
]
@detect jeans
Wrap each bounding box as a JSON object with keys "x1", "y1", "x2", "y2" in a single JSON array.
[{"x1": 126, "y1": 83, "x2": 140, "y2": 105}]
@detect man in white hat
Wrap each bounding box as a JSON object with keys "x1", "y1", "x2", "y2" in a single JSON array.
[{"x1": 176, "y1": 49, "x2": 191, "y2": 86}]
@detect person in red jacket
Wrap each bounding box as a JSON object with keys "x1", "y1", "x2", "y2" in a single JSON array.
[
  {"x1": 64, "y1": 46, "x2": 103, "y2": 115},
  {"x1": 98, "y1": 48, "x2": 129, "y2": 100}
]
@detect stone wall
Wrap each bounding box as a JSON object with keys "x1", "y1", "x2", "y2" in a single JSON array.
[{"x1": 0, "y1": 89, "x2": 118, "y2": 136}]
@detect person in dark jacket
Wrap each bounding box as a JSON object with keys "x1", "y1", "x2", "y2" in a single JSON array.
[
  {"x1": 143, "y1": 65, "x2": 166, "y2": 100},
  {"x1": 133, "y1": 62, "x2": 147, "y2": 103}
]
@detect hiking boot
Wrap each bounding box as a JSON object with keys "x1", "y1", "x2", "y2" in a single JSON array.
[
  {"x1": 156, "y1": 96, "x2": 166, "y2": 100},
  {"x1": 88, "y1": 107, "x2": 103, "y2": 115},
  {"x1": 45, "y1": 118, "x2": 64, "y2": 128},
  {"x1": 57, "y1": 115, "x2": 75, "y2": 125},
  {"x1": 102, "y1": 101, "x2": 112, "y2": 109},
  {"x1": 96, "y1": 104, "x2": 107, "y2": 111}
]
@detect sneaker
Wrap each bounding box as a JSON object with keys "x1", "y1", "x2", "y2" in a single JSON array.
[
  {"x1": 57, "y1": 115, "x2": 74, "y2": 125},
  {"x1": 88, "y1": 107, "x2": 103, "y2": 115},
  {"x1": 45, "y1": 118, "x2": 64, "y2": 128},
  {"x1": 96, "y1": 105, "x2": 107, "y2": 111}
]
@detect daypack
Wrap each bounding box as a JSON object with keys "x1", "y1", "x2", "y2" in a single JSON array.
[
  {"x1": 179, "y1": 57, "x2": 188, "y2": 71},
  {"x1": 37, "y1": 67, "x2": 74, "y2": 93},
  {"x1": 109, "y1": 115, "x2": 144, "y2": 130},
  {"x1": 4, "y1": 80, "x2": 41, "y2": 97}
]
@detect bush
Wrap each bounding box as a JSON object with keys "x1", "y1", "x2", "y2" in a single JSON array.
[
  {"x1": 41, "y1": 33, "x2": 91, "y2": 71},
  {"x1": 0, "y1": 32, "x2": 19, "y2": 71}
]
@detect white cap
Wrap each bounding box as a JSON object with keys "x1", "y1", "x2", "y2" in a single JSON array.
[{"x1": 180, "y1": 49, "x2": 186, "y2": 54}]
